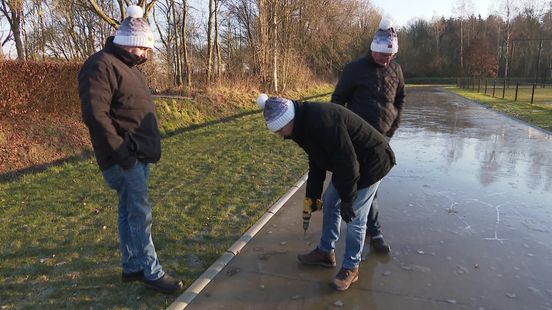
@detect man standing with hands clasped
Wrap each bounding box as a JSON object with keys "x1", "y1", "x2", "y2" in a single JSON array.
[
  {"x1": 79, "y1": 5, "x2": 182, "y2": 294},
  {"x1": 331, "y1": 18, "x2": 405, "y2": 254},
  {"x1": 257, "y1": 94, "x2": 395, "y2": 291}
]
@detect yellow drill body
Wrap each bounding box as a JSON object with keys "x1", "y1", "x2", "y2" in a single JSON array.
[{"x1": 303, "y1": 198, "x2": 323, "y2": 233}]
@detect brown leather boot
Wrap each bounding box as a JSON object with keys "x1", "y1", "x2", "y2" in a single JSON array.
[
  {"x1": 331, "y1": 267, "x2": 359, "y2": 291},
  {"x1": 297, "y1": 247, "x2": 336, "y2": 267}
]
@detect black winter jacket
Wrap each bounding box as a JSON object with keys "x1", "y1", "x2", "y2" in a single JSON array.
[
  {"x1": 79, "y1": 37, "x2": 161, "y2": 171},
  {"x1": 331, "y1": 53, "x2": 405, "y2": 137},
  {"x1": 291, "y1": 101, "x2": 396, "y2": 204}
]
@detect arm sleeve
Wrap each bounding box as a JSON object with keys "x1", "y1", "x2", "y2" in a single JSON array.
[
  {"x1": 388, "y1": 65, "x2": 405, "y2": 137},
  {"x1": 331, "y1": 64, "x2": 355, "y2": 106},
  {"x1": 305, "y1": 157, "x2": 326, "y2": 201}
]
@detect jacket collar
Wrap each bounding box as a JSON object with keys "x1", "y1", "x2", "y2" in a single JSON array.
[
  {"x1": 103, "y1": 36, "x2": 143, "y2": 67},
  {"x1": 366, "y1": 51, "x2": 379, "y2": 66}
]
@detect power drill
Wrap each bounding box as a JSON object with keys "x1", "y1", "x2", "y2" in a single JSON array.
[{"x1": 303, "y1": 198, "x2": 323, "y2": 233}]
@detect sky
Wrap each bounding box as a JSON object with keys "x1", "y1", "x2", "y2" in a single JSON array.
[{"x1": 370, "y1": 0, "x2": 498, "y2": 28}]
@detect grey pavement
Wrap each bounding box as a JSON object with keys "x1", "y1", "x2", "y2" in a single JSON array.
[{"x1": 173, "y1": 86, "x2": 552, "y2": 310}]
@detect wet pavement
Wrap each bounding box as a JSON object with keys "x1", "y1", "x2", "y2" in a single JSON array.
[{"x1": 175, "y1": 87, "x2": 552, "y2": 310}]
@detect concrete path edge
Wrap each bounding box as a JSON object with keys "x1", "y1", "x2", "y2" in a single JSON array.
[{"x1": 166, "y1": 173, "x2": 308, "y2": 310}]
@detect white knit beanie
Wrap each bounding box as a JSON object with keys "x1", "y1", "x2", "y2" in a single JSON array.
[
  {"x1": 257, "y1": 94, "x2": 295, "y2": 132},
  {"x1": 113, "y1": 5, "x2": 154, "y2": 49},
  {"x1": 370, "y1": 18, "x2": 398, "y2": 54}
]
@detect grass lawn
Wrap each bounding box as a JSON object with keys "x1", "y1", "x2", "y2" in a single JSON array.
[
  {"x1": 447, "y1": 86, "x2": 552, "y2": 132},
  {"x1": 0, "y1": 90, "x2": 333, "y2": 309}
]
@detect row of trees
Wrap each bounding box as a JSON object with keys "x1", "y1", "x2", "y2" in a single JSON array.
[
  {"x1": 399, "y1": 0, "x2": 552, "y2": 81},
  {"x1": 0, "y1": 0, "x2": 551, "y2": 91}
]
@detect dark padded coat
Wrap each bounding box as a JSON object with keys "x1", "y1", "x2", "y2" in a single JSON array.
[
  {"x1": 331, "y1": 53, "x2": 405, "y2": 137},
  {"x1": 79, "y1": 37, "x2": 161, "y2": 171},
  {"x1": 290, "y1": 101, "x2": 396, "y2": 204}
]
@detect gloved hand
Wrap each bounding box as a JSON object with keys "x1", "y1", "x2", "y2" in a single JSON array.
[
  {"x1": 340, "y1": 201, "x2": 356, "y2": 223},
  {"x1": 304, "y1": 198, "x2": 323, "y2": 213}
]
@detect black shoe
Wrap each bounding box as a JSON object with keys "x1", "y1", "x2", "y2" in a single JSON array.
[
  {"x1": 122, "y1": 270, "x2": 144, "y2": 282},
  {"x1": 297, "y1": 247, "x2": 336, "y2": 268},
  {"x1": 144, "y1": 273, "x2": 183, "y2": 294},
  {"x1": 370, "y1": 235, "x2": 391, "y2": 254}
]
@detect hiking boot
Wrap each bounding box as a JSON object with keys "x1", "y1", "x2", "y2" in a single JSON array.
[
  {"x1": 122, "y1": 270, "x2": 144, "y2": 282},
  {"x1": 331, "y1": 267, "x2": 359, "y2": 291},
  {"x1": 144, "y1": 273, "x2": 183, "y2": 294},
  {"x1": 297, "y1": 247, "x2": 336, "y2": 267},
  {"x1": 369, "y1": 235, "x2": 391, "y2": 254}
]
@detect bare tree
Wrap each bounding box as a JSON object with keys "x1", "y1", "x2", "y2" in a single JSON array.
[
  {"x1": 214, "y1": 0, "x2": 222, "y2": 79},
  {"x1": 0, "y1": 0, "x2": 25, "y2": 59},
  {"x1": 181, "y1": 0, "x2": 191, "y2": 88},
  {"x1": 205, "y1": 0, "x2": 214, "y2": 81},
  {"x1": 153, "y1": 0, "x2": 193, "y2": 89},
  {"x1": 87, "y1": 0, "x2": 157, "y2": 30},
  {"x1": 499, "y1": 0, "x2": 516, "y2": 80},
  {"x1": 453, "y1": 0, "x2": 475, "y2": 73}
]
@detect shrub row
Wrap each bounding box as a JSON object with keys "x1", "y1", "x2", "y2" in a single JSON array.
[{"x1": 0, "y1": 60, "x2": 81, "y2": 116}]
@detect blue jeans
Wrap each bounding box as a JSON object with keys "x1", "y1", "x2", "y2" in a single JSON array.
[
  {"x1": 102, "y1": 162, "x2": 164, "y2": 281},
  {"x1": 324, "y1": 185, "x2": 382, "y2": 237},
  {"x1": 319, "y1": 180, "x2": 380, "y2": 269}
]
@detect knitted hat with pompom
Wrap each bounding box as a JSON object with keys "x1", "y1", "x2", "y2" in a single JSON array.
[
  {"x1": 256, "y1": 94, "x2": 295, "y2": 132},
  {"x1": 370, "y1": 18, "x2": 398, "y2": 54},
  {"x1": 113, "y1": 5, "x2": 154, "y2": 49}
]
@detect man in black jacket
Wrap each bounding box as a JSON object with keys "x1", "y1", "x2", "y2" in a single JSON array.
[
  {"x1": 79, "y1": 5, "x2": 182, "y2": 294},
  {"x1": 331, "y1": 18, "x2": 405, "y2": 254},
  {"x1": 257, "y1": 94, "x2": 395, "y2": 291}
]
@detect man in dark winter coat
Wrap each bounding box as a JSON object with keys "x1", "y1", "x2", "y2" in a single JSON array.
[
  {"x1": 78, "y1": 5, "x2": 182, "y2": 294},
  {"x1": 257, "y1": 94, "x2": 396, "y2": 291},
  {"x1": 330, "y1": 18, "x2": 405, "y2": 254}
]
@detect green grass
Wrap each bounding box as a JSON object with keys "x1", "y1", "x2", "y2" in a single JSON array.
[
  {"x1": 0, "y1": 111, "x2": 310, "y2": 309},
  {"x1": 447, "y1": 86, "x2": 552, "y2": 132}
]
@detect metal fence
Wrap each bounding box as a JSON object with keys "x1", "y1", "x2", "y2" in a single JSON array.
[{"x1": 457, "y1": 77, "x2": 552, "y2": 105}]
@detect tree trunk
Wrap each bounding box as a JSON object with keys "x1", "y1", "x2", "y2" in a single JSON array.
[
  {"x1": 460, "y1": 19, "x2": 464, "y2": 74},
  {"x1": 0, "y1": 0, "x2": 26, "y2": 59},
  {"x1": 181, "y1": 0, "x2": 192, "y2": 88},
  {"x1": 214, "y1": 0, "x2": 222, "y2": 79},
  {"x1": 206, "y1": 0, "x2": 214, "y2": 82},
  {"x1": 271, "y1": 1, "x2": 278, "y2": 93},
  {"x1": 171, "y1": 0, "x2": 182, "y2": 86},
  {"x1": 257, "y1": 0, "x2": 269, "y2": 84}
]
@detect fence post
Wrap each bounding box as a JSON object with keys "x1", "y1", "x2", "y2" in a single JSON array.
[
  {"x1": 531, "y1": 84, "x2": 536, "y2": 104},
  {"x1": 502, "y1": 79, "x2": 506, "y2": 99},
  {"x1": 492, "y1": 79, "x2": 496, "y2": 97},
  {"x1": 515, "y1": 82, "x2": 519, "y2": 101},
  {"x1": 484, "y1": 79, "x2": 488, "y2": 95}
]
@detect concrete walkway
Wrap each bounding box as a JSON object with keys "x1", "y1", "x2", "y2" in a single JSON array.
[{"x1": 170, "y1": 87, "x2": 552, "y2": 310}]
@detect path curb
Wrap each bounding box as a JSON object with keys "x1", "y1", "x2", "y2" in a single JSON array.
[{"x1": 166, "y1": 173, "x2": 308, "y2": 310}]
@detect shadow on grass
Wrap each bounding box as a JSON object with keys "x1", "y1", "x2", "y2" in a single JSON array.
[
  {"x1": 0, "y1": 151, "x2": 95, "y2": 183},
  {"x1": 0, "y1": 110, "x2": 261, "y2": 183}
]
